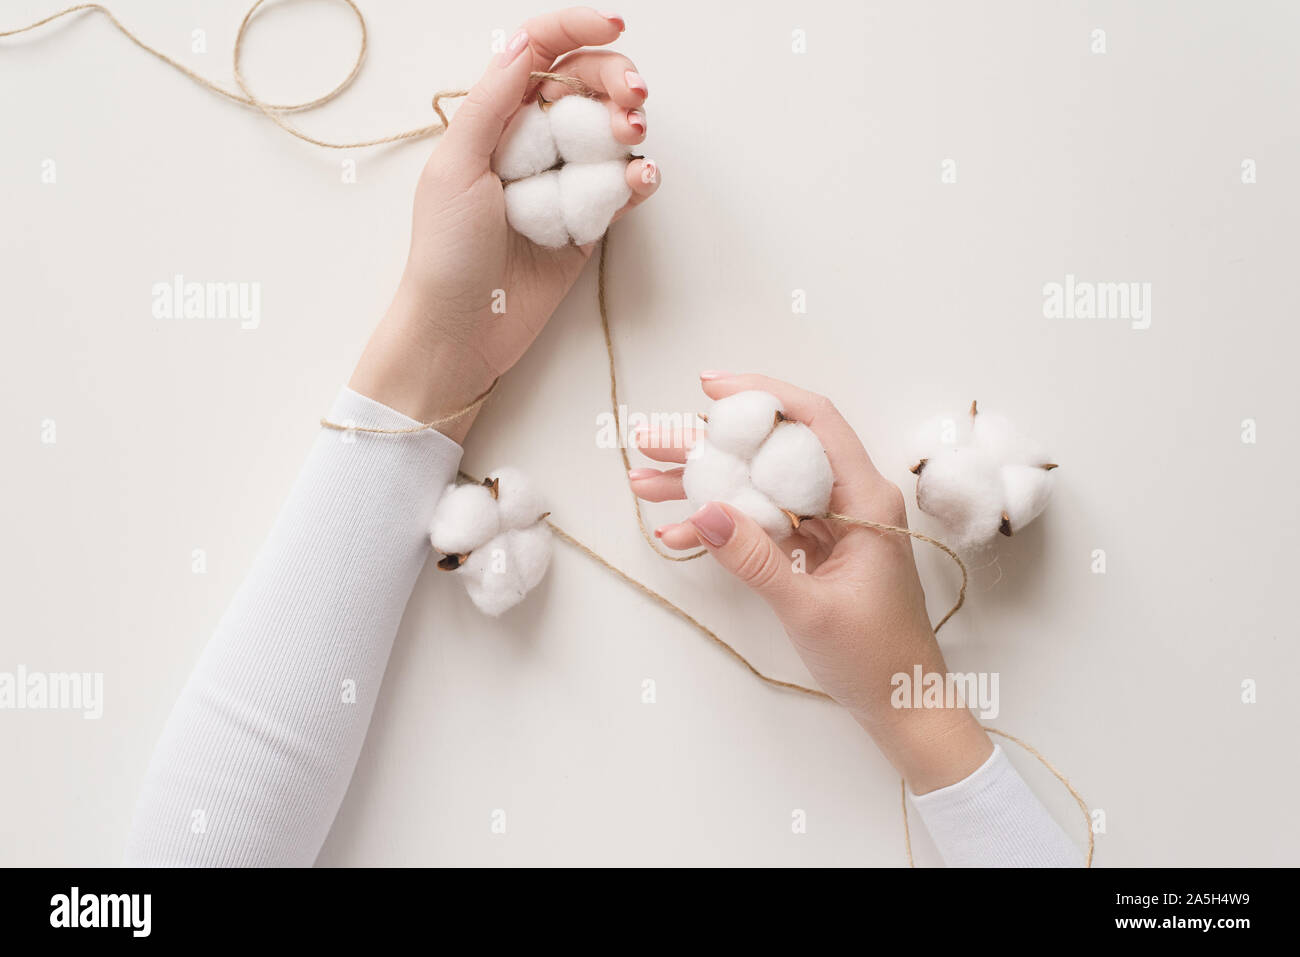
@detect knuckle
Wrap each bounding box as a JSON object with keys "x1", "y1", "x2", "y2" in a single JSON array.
[{"x1": 733, "y1": 538, "x2": 783, "y2": 591}]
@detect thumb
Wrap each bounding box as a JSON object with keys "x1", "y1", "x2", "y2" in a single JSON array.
[
  {"x1": 688, "y1": 503, "x2": 802, "y2": 611},
  {"x1": 439, "y1": 28, "x2": 534, "y2": 171}
]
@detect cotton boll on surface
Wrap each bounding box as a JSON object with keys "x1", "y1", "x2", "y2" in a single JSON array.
[
  {"x1": 682, "y1": 439, "x2": 749, "y2": 506},
  {"x1": 559, "y1": 161, "x2": 631, "y2": 246},
  {"x1": 429, "y1": 483, "x2": 500, "y2": 556},
  {"x1": 914, "y1": 448, "x2": 1004, "y2": 550},
  {"x1": 750, "y1": 423, "x2": 834, "y2": 518},
  {"x1": 507, "y1": 524, "x2": 553, "y2": 592},
  {"x1": 458, "y1": 524, "x2": 554, "y2": 617},
  {"x1": 504, "y1": 171, "x2": 568, "y2": 248},
  {"x1": 548, "y1": 95, "x2": 630, "y2": 164},
  {"x1": 727, "y1": 486, "x2": 792, "y2": 540},
  {"x1": 706, "y1": 390, "x2": 783, "y2": 459},
  {"x1": 491, "y1": 103, "x2": 558, "y2": 181},
  {"x1": 486, "y1": 467, "x2": 548, "y2": 530},
  {"x1": 1000, "y1": 464, "x2": 1054, "y2": 535}
]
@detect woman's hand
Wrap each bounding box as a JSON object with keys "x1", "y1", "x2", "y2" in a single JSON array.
[
  {"x1": 350, "y1": 8, "x2": 660, "y2": 443},
  {"x1": 630, "y1": 372, "x2": 993, "y2": 794}
]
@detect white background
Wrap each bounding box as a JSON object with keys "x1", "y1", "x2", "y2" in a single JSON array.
[{"x1": 2, "y1": 0, "x2": 1297, "y2": 866}]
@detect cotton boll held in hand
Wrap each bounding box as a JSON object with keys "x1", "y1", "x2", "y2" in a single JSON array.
[
  {"x1": 496, "y1": 93, "x2": 632, "y2": 248},
  {"x1": 750, "y1": 423, "x2": 834, "y2": 519},
  {"x1": 682, "y1": 438, "x2": 749, "y2": 505},
  {"x1": 911, "y1": 401, "x2": 1059, "y2": 551},
  {"x1": 681, "y1": 390, "x2": 835, "y2": 540},
  {"x1": 429, "y1": 472, "x2": 554, "y2": 616},
  {"x1": 503, "y1": 171, "x2": 568, "y2": 248},
  {"x1": 706, "y1": 390, "x2": 785, "y2": 460},
  {"x1": 559, "y1": 161, "x2": 631, "y2": 246},
  {"x1": 547, "y1": 94, "x2": 630, "y2": 164},
  {"x1": 491, "y1": 102, "x2": 558, "y2": 181}
]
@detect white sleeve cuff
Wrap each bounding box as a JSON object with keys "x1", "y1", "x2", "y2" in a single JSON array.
[{"x1": 906, "y1": 744, "x2": 1086, "y2": 867}]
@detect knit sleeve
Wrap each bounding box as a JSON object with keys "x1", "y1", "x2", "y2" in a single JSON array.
[
  {"x1": 906, "y1": 744, "x2": 1086, "y2": 867},
  {"x1": 124, "y1": 388, "x2": 461, "y2": 866}
]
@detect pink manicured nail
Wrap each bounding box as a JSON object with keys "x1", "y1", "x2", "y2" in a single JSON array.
[
  {"x1": 627, "y1": 109, "x2": 646, "y2": 133},
  {"x1": 625, "y1": 70, "x2": 648, "y2": 97},
  {"x1": 628, "y1": 468, "x2": 657, "y2": 480},
  {"x1": 600, "y1": 12, "x2": 626, "y2": 30},
  {"x1": 654, "y1": 526, "x2": 667, "y2": 539},
  {"x1": 699, "y1": 370, "x2": 731, "y2": 380},
  {"x1": 689, "y1": 503, "x2": 735, "y2": 548},
  {"x1": 498, "y1": 30, "x2": 529, "y2": 66}
]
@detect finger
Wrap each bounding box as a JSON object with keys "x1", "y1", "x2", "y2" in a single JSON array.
[
  {"x1": 605, "y1": 98, "x2": 647, "y2": 146},
  {"x1": 522, "y1": 8, "x2": 625, "y2": 69},
  {"x1": 540, "y1": 49, "x2": 647, "y2": 109},
  {"x1": 686, "y1": 503, "x2": 804, "y2": 609},
  {"x1": 439, "y1": 29, "x2": 537, "y2": 171},
  {"x1": 633, "y1": 424, "x2": 701, "y2": 464},
  {"x1": 628, "y1": 467, "x2": 685, "y2": 502},
  {"x1": 654, "y1": 521, "x2": 700, "y2": 550},
  {"x1": 699, "y1": 373, "x2": 886, "y2": 514},
  {"x1": 441, "y1": 10, "x2": 625, "y2": 170},
  {"x1": 607, "y1": 157, "x2": 660, "y2": 227}
]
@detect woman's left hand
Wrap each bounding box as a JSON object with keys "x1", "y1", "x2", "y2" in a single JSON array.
[{"x1": 350, "y1": 7, "x2": 660, "y2": 442}]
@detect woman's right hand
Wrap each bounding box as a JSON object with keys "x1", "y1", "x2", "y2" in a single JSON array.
[{"x1": 630, "y1": 372, "x2": 993, "y2": 794}]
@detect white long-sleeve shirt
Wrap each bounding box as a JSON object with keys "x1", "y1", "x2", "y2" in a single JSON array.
[{"x1": 124, "y1": 387, "x2": 1084, "y2": 867}]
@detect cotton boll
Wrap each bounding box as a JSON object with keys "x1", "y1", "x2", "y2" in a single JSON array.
[
  {"x1": 914, "y1": 447, "x2": 1004, "y2": 550},
  {"x1": 504, "y1": 171, "x2": 569, "y2": 248},
  {"x1": 559, "y1": 160, "x2": 631, "y2": 246},
  {"x1": 999, "y1": 464, "x2": 1054, "y2": 535},
  {"x1": 750, "y1": 423, "x2": 834, "y2": 518},
  {"x1": 487, "y1": 467, "x2": 548, "y2": 530},
  {"x1": 971, "y1": 410, "x2": 1043, "y2": 464},
  {"x1": 458, "y1": 525, "x2": 553, "y2": 616},
  {"x1": 547, "y1": 95, "x2": 629, "y2": 164},
  {"x1": 430, "y1": 483, "x2": 500, "y2": 556},
  {"x1": 491, "y1": 103, "x2": 559, "y2": 181},
  {"x1": 506, "y1": 524, "x2": 553, "y2": 592},
  {"x1": 727, "y1": 486, "x2": 792, "y2": 540},
  {"x1": 682, "y1": 438, "x2": 750, "y2": 506},
  {"x1": 706, "y1": 391, "x2": 784, "y2": 459}
]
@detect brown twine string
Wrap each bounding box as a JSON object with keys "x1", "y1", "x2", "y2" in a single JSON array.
[
  {"x1": 0, "y1": 1, "x2": 595, "y2": 150},
  {"x1": 320, "y1": 378, "x2": 498, "y2": 434},
  {"x1": 4, "y1": 1, "x2": 1090, "y2": 866}
]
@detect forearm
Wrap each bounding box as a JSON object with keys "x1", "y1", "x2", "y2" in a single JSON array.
[{"x1": 124, "y1": 387, "x2": 461, "y2": 866}]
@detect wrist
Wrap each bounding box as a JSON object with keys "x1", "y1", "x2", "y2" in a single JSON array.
[
  {"x1": 348, "y1": 293, "x2": 495, "y2": 445},
  {"x1": 856, "y1": 702, "x2": 992, "y2": 795}
]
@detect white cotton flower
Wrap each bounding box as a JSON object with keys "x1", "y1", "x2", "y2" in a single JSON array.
[
  {"x1": 682, "y1": 391, "x2": 834, "y2": 540},
  {"x1": 429, "y1": 472, "x2": 553, "y2": 616},
  {"x1": 548, "y1": 95, "x2": 629, "y2": 164},
  {"x1": 491, "y1": 102, "x2": 559, "y2": 182},
  {"x1": 429, "y1": 483, "x2": 500, "y2": 557},
  {"x1": 503, "y1": 171, "x2": 569, "y2": 249},
  {"x1": 912, "y1": 403, "x2": 1057, "y2": 551},
  {"x1": 493, "y1": 94, "x2": 631, "y2": 248},
  {"x1": 559, "y1": 160, "x2": 631, "y2": 246}
]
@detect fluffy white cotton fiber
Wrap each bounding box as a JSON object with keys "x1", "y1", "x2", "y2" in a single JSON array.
[
  {"x1": 548, "y1": 95, "x2": 629, "y2": 164},
  {"x1": 750, "y1": 422, "x2": 834, "y2": 519},
  {"x1": 429, "y1": 483, "x2": 500, "y2": 557},
  {"x1": 492, "y1": 94, "x2": 632, "y2": 248},
  {"x1": 503, "y1": 172, "x2": 568, "y2": 249},
  {"x1": 707, "y1": 390, "x2": 784, "y2": 460},
  {"x1": 912, "y1": 403, "x2": 1057, "y2": 551},
  {"x1": 429, "y1": 471, "x2": 553, "y2": 616},
  {"x1": 491, "y1": 102, "x2": 558, "y2": 182},
  {"x1": 559, "y1": 161, "x2": 632, "y2": 246},
  {"x1": 682, "y1": 391, "x2": 834, "y2": 540}
]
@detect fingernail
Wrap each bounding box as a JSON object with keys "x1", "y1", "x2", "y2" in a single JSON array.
[
  {"x1": 641, "y1": 158, "x2": 658, "y2": 185},
  {"x1": 689, "y1": 503, "x2": 735, "y2": 548},
  {"x1": 628, "y1": 468, "x2": 657, "y2": 480},
  {"x1": 700, "y1": 370, "x2": 731, "y2": 380},
  {"x1": 600, "y1": 12, "x2": 626, "y2": 30},
  {"x1": 498, "y1": 29, "x2": 529, "y2": 66},
  {"x1": 627, "y1": 109, "x2": 646, "y2": 133},
  {"x1": 625, "y1": 70, "x2": 648, "y2": 97},
  {"x1": 653, "y1": 525, "x2": 666, "y2": 539}
]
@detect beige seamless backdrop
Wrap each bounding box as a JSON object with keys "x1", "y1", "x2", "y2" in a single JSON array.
[{"x1": 1, "y1": 0, "x2": 1297, "y2": 865}]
